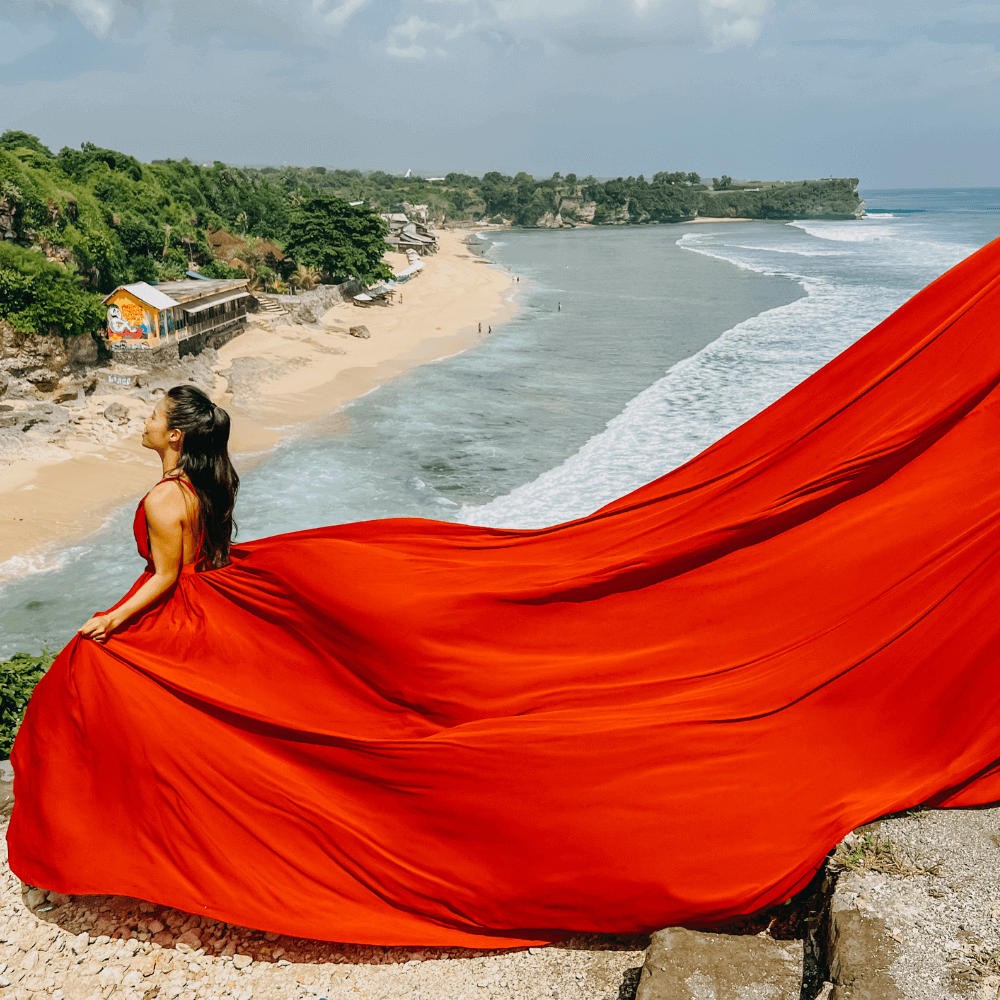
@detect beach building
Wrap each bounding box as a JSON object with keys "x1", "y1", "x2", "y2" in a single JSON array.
[
  {"x1": 380, "y1": 212, "x2": 438, "y2": 256},
  {"x1": 102, "y1": 278, "x2": 251, "y2": 368}
]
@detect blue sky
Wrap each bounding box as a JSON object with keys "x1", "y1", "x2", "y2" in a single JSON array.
[{"x1": 2, "y1": 0, "x2": 998, "y2": 186}]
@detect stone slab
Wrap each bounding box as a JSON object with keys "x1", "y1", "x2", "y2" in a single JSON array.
[{"x1": 636, "y1": 926, "x2": 804, "y2": 999}]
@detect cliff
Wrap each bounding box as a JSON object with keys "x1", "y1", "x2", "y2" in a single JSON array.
[
  {"x1": 699, "y1": 178, "x2": 865, "y2": 221},
  {"x1": 529, "y1": 178, "x2": 865, "y2": 228}
]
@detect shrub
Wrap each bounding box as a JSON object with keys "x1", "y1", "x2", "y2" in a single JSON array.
[
  {"x1": 198, "y1": 258, "x2": 239, "y2": 279},
  {"x1": 0, "y1": 242, "x2": 106, "y2": 338},
  {"x1": 0, "y1": 131, "x2": 53, "y2": 158},
  {"x1": 0, "y1": 650, "x2": 54, "y2": 759}
]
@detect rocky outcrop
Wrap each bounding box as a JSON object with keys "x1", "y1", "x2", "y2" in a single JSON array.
[
  {"x1": 0, "y1": 191, "x2": 16, "y2": 242},
  {"x1": 526, "y1": 181, "x2": 865, "y2": 228},
  {"x1": 535, "y1": 212, "x2": 566, "y2": 229},
  {"x1": 699, "y1": 180, "x2": 865, "y2": 221},
  {"x1": 636, "y1": 927, "x2": 803, "y2": 999},
  {"x1": 822, "y1": 807, "x2": 1000, "y2": 999},
  {"x1": 533, "y1": 199, "x2": 629, "y2": 228},
  {"x1": 0, "y1": 761, "x2": 11, "y2": 819},
  {"x1": 0, "y1": 321, "x2": 103, "y2": 410},
  {"x1": 0, "y1": 400, "x2": 74, "y2": 451},
  {"x1": 265, "y1": 282, "x2": 360, "y2": 326}
]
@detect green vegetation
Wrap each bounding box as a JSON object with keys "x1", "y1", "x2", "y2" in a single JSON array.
[
  {"x1": 284, "y1": 193, "x2": 393, "y2": 285},
  {"x1": 0, "y1": 242, "x2": 106, "y2": 338},
  {"x1": 702, "y1": 178, "x2": 861, "y2": 220},
  {"x1": 0, "y1": 131, "x2": 396, "y2": 341},
  {"x1": 831, "y1": 831, "x2": 940, "y2": 878},
  {"x1": 1, "y1": 650, "x2": 54, "y2": 759},
  {"x1": 258, "y1": 165, "x2": 859, "y2": 226},
  {"x1": 0, "y1": 129, "x2": 862, "y2": 343}
]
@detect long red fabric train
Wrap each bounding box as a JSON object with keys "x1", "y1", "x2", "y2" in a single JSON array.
[{"x1": 9, "y1": 237, "x2": 1000, "y2": 947}]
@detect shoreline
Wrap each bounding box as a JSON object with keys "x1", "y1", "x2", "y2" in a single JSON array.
[{"x1": 0, "y1": 229, "x2": 516, "y2": 580}]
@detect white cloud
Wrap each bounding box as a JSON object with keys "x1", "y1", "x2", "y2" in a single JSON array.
[
  {"x1": 30, "y1": 0, "x2": 115, "y2": 35},
  {"x1": 308, "y1": 0, "x2": 371, "y2": 35},
  {"x1": 18, "y1": 0, "x2": 374, "y2": 40},
  {"x1": 10, "y1": 0, "x2": 774, "y2": 53},
  {"x1": 386, "y1": 13, "x2": 460, "y2": 59},
  {"x1": 700, "y1": 0, "x2": 772, "y2": 51},
  {"x1": 383, "y1": 0, "x2": 776, "y2": 59}
]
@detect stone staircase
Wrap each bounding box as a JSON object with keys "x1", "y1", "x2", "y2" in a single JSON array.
[{"x1": 253, "y1": 294, "x2": 287, "y2": 319}]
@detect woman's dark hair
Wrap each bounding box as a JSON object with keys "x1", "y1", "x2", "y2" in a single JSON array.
[{"x1": 165, "y1": 385, "x2": 239, "y2": 569}]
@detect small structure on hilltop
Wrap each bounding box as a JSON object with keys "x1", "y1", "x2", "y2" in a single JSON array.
[{"x1": 102, "y1": 278, "x2": 251, "y2": 369}]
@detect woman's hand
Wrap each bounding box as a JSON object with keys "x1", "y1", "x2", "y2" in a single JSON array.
[{"x1": 79, "y1": 613, "x2": 120, "y2": 644}]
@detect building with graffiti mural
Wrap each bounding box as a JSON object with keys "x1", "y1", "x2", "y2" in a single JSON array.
[{"x1": 102, "y1": 278, "x2": 251, "y2": 369}]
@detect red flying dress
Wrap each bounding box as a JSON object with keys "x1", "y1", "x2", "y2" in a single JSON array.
[{"x1": 8, "y1": 238, "x2": 1000, "y2": 947}]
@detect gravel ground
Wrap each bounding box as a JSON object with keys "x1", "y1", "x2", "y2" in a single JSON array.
[{"x1": 0, "y1": 819, "x2": 647, "y2": 1000}]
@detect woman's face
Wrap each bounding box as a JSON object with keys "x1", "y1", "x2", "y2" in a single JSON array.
[{"x1": 142, "y1": 399, "x2": 181, "y2": 453}]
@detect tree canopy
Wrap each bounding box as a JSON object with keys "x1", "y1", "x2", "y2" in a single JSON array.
[
  {"x1": 0, "y1": 242, "x2": 105, "y2": 338},
  {"x1": 284, "y1": 194, "x2": 392, "y2": 285}
]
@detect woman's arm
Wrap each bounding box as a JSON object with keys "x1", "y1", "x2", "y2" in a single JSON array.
[{"x1": 78, "y1": 485, "x2": 189, "y2": 643}]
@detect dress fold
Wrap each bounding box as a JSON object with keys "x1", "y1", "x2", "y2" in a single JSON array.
[{"x1": 9, "y1": 237, "x2": 1000, "y2": 945}]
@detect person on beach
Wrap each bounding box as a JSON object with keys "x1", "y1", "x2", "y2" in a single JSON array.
[
  {"x1": 10, "y1": 237, "x2": 1000, "y2": 951},
  {"x1": 77, "y1": 385, "x2": 238, "y2": 645}
]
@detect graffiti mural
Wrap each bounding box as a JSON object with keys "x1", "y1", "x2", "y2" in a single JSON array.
[{"x1": 107, "y1": 299, "x2": 150, "y2": 342}]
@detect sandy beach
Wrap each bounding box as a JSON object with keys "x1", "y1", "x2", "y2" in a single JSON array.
[{"x1": 0, "y1": 230, "x2": 516, "y2": 575}]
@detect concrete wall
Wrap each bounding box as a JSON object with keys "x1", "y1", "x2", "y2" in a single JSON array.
[{"x1": 111, "y1": 318, "x2": 247, "y2": 370}]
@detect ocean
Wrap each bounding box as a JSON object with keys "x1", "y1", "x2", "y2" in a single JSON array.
[{"x1": 2, "y1": 189, "x2": 999, "y2": 656}]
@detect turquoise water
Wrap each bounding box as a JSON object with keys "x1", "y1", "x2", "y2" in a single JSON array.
[{"x1": 2, "y1": 189, "x2": 999, "y2": 656}]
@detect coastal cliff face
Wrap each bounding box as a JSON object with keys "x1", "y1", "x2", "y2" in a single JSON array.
[
  {"x1": 525, "y1": 179, "x2": 865, "y2": 228},
  {"x1": 536, "y1": 199, "x2": 629, "y2": 228},
  {"x1": 701, "y1": 179, "x2": 864, "y2": 221},
  {"x1": 0, "y1": 321, "x2": 100, "y2": 396}
]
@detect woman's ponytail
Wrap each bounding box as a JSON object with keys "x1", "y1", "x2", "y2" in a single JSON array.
[{"x1": 165, "y1": 385, "x2": 239, "y2": 569}]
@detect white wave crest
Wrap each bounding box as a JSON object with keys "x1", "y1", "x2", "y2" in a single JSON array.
[
  {"x1": 788, "y1": 221, "x2": 896, "y2": 243},
  {"x1": 459, "y1": 273, "x2": 903, "y2": 530}
]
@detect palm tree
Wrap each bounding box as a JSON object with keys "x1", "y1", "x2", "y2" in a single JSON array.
[{"x1": 288, "y1": 263, "x2": 322, "y2": 292}]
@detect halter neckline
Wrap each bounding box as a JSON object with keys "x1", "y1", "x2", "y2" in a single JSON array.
[{"x1": 154, "y1": 475, "x2": 197, "y2": 494}]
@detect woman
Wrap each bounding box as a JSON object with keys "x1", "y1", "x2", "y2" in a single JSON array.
[
  {"x1": 78, "y1": 385, "x2": 239, "y2": 645},
  {"x1": 10, "y1": 237, "x2": 1000, "y2": 948}
]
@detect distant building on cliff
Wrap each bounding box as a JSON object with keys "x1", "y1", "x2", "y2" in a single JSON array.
[{"x1": 102, "y1": 278, "x2": 251, "y2": 369}]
